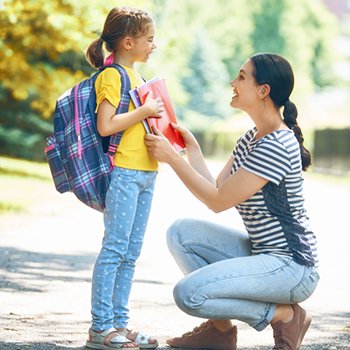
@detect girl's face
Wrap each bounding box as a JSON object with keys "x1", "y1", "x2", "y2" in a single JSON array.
[
  {"x1": 130, "y1": 23, "x2": 157, "y2": 63},
  {"x1": 229, "y1": 59, "x2": 260, "y2": 111}
]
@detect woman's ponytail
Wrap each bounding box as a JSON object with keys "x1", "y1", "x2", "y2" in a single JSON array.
[
  {"x1": 283, "y1": 100, "x2": 311, "y2": 171},
  {"x1": 85, "y1": 37, "x2": 105, "y2": 69}
]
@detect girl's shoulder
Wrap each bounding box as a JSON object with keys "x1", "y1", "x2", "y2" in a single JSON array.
[
  {"x1": 95, "y1": 67, "x2": 122, "y2": 94},
  {"x1": 97, "y1": 67, "x2": 122, "y2": 82}
]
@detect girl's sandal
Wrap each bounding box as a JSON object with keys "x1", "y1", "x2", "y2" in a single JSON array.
[
  {"x1": 86, "y1": 328, "x2": 140, "y2": 350},
  {"x1": 117, "y1": 328, "x2": 158, "y2": 349}
]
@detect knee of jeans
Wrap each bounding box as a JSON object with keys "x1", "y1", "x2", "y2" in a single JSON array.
[
  {"x1": 166, "y1": 218, "x2": 194, "y2": 252},
  {"x1": 173, "y1": 277, "x2": 203, "y2": 314},
  {"x1": 167, "y1": 218, "x2": 185, "y2": 252}
]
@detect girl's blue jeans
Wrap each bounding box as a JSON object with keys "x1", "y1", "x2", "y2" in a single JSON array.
[
  {"x1": 91, "y1": 167, "x2": 157, "y2": 331},
  {"x1": 167, "y1": 218, "x2": 320, "y2": 331}
]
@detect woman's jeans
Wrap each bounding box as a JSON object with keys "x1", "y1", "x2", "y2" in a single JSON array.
[
  {"x1": 167, "y1": 218, "x2": 320, "y2": 331},
  {"x1": 91, "y1": 167, "x2": 157, "y2": 331}
]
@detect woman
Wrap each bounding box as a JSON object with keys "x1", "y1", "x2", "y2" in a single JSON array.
[{"x1": 145, "y1": 53, "x2": 319, "y2": 350}]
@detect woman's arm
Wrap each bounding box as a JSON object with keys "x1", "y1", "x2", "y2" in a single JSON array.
[
  {"x1": 97, "y1": 92, "x2": 164, "y2": 137},
  {"x1": 173, "y1": 124, "x2": 234, "y2": 188},
  {"x1": 173, "y1": 124, "x2": 216, "y2": 186},
  {"x1": 216, "y1": 156, "x2": 235, "y2": 188},
  {"x1": 145, "y1": 128, "x2": 268, "y2": 212}
]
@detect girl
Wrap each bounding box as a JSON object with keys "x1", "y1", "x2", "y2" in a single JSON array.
[
  {"x1": 85, "y1": 7, "x2": 164, "y2": 350},
  {"x1": 145, "y1": 53, "x2": 319, "y2": 350}
]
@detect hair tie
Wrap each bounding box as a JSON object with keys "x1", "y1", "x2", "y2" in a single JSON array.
[{"x1": 104, "y1": 53, "x2": 115, "y2": 65}]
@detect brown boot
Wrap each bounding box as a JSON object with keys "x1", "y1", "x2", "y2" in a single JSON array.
[
  {"x1": 271, "y1": 304, "x2": 312, "y2": 350},
  {"x1": 166, "y1": 320, "x2": 237, "y2": 350}
]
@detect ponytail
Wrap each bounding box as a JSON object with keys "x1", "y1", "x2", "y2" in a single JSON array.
[
  {"x1": 85, "y1": 7, "x2": 154, "y2": 70},
  {"x1": 85, "y1": 37, "x2": 105, "y2": 69},
  {"x1": 283, "y1": 100, "x2": 311, "y2": 171}
]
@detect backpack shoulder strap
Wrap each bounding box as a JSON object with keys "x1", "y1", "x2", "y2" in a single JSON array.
[{"x1": 98, "y1": 64, "x2": 132, "y2": 154}]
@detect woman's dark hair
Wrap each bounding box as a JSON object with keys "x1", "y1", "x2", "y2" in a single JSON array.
[
  {"x1": 250, "y1": 53, "x2": 311, "y2": 171},
  {"x1": 86, "y1": 7, "x2": 153, "y2": 69}
]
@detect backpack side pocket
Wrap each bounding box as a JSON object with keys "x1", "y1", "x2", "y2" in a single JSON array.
[{"x1": 45, "y1": 135, "x2": 70, "y2": 193}]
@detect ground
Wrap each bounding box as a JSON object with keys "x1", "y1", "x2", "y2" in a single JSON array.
[{"x1": 0, "y1": 162, "x2": 350, "y2": 349}]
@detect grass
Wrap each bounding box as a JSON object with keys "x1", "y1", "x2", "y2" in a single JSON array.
[
  {"x1": 307, "y1": 170, "x2": 350, "y2": 186},
  {"x1": 0, "y1": 155, "x2": 349, "y2": 216},
  {"x1": 0, "y1": 156, "x2": 53, "y2": 214}
]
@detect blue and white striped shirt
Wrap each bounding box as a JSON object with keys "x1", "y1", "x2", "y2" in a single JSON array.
[{"x1": 231, "y1": 127, "x2": 318, "y2": 267}]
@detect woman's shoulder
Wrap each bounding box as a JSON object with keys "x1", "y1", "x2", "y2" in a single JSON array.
[{"x1": 239, "y1": 127, "x2": 257, "y2": 142}]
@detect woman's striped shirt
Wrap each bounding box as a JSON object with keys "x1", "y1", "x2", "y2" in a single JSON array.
[{"x1": 231, "y1": 127, "x2": 318, "y2": 267}]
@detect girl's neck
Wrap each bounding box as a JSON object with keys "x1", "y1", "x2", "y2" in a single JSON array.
[{"x1": 113, "y1": 54, "x2": 135, "y2": 69}]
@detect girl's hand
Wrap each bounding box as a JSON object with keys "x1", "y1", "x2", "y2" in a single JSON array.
[
  {"x1": 145, "y1": 127, "x2": 177, "y2": 163},
  {"x1": 171, "y1": 123, "x2": 199, "y2": 151},
  {"x1": 142, "y1": 91, "x2": 164, "y2": 118}
]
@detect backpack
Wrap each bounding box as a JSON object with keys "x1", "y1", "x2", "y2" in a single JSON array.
[{"x1": 44, "y1": 64, "x2": 131, "y2": 212}]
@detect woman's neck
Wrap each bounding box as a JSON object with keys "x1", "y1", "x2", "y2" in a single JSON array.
[{"x1": 249, "y1": 105, "x2": 287, "y2": 140}]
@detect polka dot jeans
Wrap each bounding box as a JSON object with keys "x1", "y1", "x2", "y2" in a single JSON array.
[{"x1": 91, "y1": 167, "x2": 157, "y2": 331}]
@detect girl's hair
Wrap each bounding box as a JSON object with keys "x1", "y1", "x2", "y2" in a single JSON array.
[
  {"x1": 250, "y1": 53, "x2": 311, "y2": 171},
  {"x1": 86, "y1": 7, "x2": 153, "y2": 69}
]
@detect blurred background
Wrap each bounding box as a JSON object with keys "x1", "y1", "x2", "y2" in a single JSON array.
[
  {"x1": 0, "y1": 0, "x2": 349, "y2": 214},
  {"x1": 0, "y1": 3, "x2": 350, "y2": 347}
]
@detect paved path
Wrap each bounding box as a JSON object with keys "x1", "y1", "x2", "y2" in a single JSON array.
[{"x1": 0, "y1": 162, "x2": 349, "y2": 349}]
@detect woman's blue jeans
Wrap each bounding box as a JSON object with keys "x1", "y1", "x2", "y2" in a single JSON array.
[
  {"x1": 167, "y1": 218, "x2": 320, "y2": 331},
  {"x1": 91, "y1": 167, "x2": 157, "y2": 331}
]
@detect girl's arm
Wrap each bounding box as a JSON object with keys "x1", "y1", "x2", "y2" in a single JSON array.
[
  {"x1": 97, "y1": 92, "x2": 164, "y2": 137},
  {"x1": 145, "y1": 128, "x2": 268, "y2": 213}
]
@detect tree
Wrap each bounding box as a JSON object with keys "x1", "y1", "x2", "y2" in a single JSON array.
[
  {"x1": 182, "y1": 27, "x2": 230, "y2": 120},
  {"x1": 0, "y1": 0, "x2": 341, "y2": 160},
  {"x1": 0, "y1": 0, "x2": 149, "y2": 160},
  {"x1": 249, "y1": 0, "x2": 338, "y2": 90}
]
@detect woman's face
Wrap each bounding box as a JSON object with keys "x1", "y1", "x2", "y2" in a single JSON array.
[{"x1": 229, "y1": 59, "x2": 260, "y2": 111}]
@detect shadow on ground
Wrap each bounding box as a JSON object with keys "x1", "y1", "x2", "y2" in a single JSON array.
[
  {"x1": 1, "y1": 342, "x2": 350, "y2": 350},
  {"x1": 0, "y1": 246, "x2": 95, "y2": 292},
  {"x1": 0, "y1": 343, "x2": 85, "y2": 350},
  {"x1": 1, "y1": 312, "x2": 349, "y2": 350}
]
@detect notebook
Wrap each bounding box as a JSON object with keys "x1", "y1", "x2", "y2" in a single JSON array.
[{"x1": 129, "y1": 78, "x2": 186, "y2": 152}]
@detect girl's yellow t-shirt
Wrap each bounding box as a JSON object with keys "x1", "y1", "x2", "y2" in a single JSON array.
[{"x1": 94, "y1": 65, "x2": 158, "y2": 171}]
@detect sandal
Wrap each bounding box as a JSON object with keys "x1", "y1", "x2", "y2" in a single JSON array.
[
  {"x1": 86, "y1": 328, "x2": 140, "y2": 350},
  {"x1": 117, "y1": 328, "x2": 158, "y2": 349}
]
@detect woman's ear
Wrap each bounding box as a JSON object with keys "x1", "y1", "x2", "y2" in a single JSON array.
[{"x1": 258, "y1": 84, "x2": 270, "y2": 99}]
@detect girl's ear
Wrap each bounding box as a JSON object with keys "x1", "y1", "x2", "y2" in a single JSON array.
[
  {"x1": 122, "y1": 36, "x2": 134, "y2": 51},
  {"x1": 258, "y1": 84, "x2": 270, "y2": 99}
]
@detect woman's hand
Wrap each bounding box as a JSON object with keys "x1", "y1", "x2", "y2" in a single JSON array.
[
  {"x1": 171, "y1": 123, "x2": 199, "y2": 151},
  {"x1": 145, "y1": 127, "x2": 178, "y2": 163},
  {"x1": 142, "y1": 91, "x2": 164, "y2": 118}
]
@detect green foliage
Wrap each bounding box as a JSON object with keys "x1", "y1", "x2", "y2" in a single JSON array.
[
  {"x1": 0, "y1": 0, "x2": 342, "y2": 161},
  {"x1": 251, "y1": 0, "x2": 286, "y2": 54},
  {"x1": 0, "y1": 156, "x2": 52, "y2": 214},
  {"x1": 182, "y1": 27, "x2": 230, "y2": 119},
  {"x1": 313, "y1": 128, "x2": 350, "y2": 174}
]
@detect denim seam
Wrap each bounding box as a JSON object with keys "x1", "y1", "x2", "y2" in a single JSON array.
[
  {"x1": 187, "y1": 261, "x2": 291, "y2": 308},
  {"x1": 184, "y1": 242, "x2": 238, "y2": 260},
  {"x1": 252, "y1": 302, "x2": 272, "y2": 331}
]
